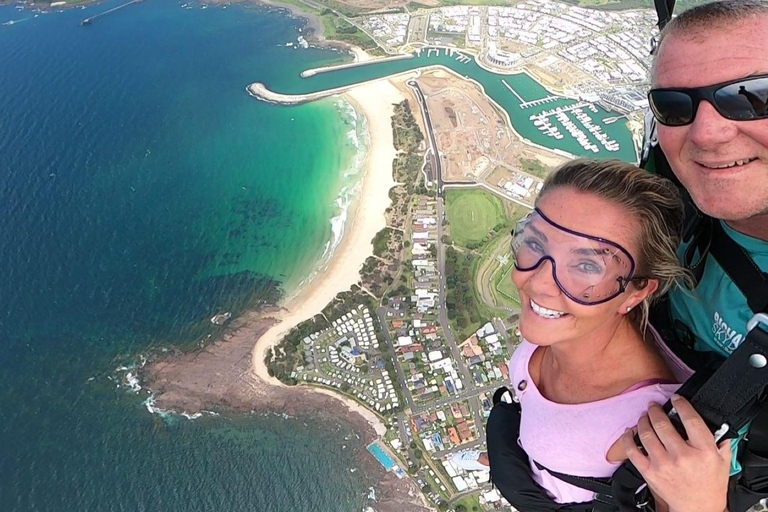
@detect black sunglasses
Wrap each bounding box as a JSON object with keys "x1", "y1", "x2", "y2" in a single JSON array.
[{"x1": 648, "y1": 74, "x2": 768, "y2": 127}]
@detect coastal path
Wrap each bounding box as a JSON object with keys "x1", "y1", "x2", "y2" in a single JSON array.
[{"x1": 407, "y1": 79, "x2": 444, "y2": 195}]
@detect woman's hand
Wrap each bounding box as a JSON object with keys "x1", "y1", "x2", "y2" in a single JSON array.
[{"x1": 620, "y1": 395, "x2": 731, "y2": 512}]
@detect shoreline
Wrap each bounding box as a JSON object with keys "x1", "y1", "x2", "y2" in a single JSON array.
[
  {"x1": 250, "y1": 77, "x2": 402, "y2": 390},
  {"x1": 143, "y1": 72, "x2": 430, "y2": 510}
]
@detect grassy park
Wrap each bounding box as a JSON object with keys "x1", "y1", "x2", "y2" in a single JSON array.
[
  {"x1": 494, "y1": 259, "x2": 521, "y2": 305},
  {"x1": 444, "y1": 189, "x2": 507, "y2": 249},
  {"x1": 444, "y1": 188, "x2": 530, "y2": 338}
]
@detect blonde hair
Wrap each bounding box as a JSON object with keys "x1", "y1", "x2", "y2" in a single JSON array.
[{"x1": 537, "y1": 159, "x2": 693, "y2": 329}]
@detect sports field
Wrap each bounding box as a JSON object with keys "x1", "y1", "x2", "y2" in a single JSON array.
[
  {"x1": 495, "y1": 259, "x2": 521, "y2": 305},
  {"x1": 445, "y1": 189, "x2": 506, "y2": 248}
]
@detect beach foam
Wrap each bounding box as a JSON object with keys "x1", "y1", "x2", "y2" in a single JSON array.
[
  {"x1": 250, "y1": 79, "x2": 402, "y2": 444},
  {"x1": 286, "y1": 97, "x2": 370, "y2": 300}
]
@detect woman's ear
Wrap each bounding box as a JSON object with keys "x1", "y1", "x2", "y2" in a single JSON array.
[{"x1": 618, "y1": 278, "x2": 658, "y2": 315}]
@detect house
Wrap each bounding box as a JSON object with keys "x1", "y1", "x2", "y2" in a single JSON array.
[{"x1": 447, "y1": 427, "x2": 461, "y2": 446}]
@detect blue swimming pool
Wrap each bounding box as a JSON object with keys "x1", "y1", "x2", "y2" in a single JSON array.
[{"x1": 367, "y1": 442, "x2": 396, "y2": 471}]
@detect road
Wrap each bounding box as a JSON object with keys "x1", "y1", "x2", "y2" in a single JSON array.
[
  {"x1": 411, "y1": 382, "x2": 498, "y2": 415},
  {"x1": 377, "y1": 307, "x2": 416, "y2": 411},
  {"x1": 408, "y1": 78, "x2": 488, "y2": 445},
  {"x1": 407, "y1": 79, "x2": 443, "y2": 194}
]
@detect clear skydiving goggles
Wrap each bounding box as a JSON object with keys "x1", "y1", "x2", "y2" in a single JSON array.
[{"x1": 511, "y1": 208, "x2": 645, "y2": 306}]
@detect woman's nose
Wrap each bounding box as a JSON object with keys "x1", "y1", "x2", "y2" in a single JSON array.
[{"x1": 528, "y1": 258, "x2": 561, "y2": 295}]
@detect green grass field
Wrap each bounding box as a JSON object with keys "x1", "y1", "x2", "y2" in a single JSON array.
[
  {"x1": 451, "y1": 493, "x2": 483, "y2": 512},
  {"x1": 445, "y1": 189, "x2": 506, "y2": 248},
  {"x1": 495, "y1": 259, "x2": 521, "y2": 305}
]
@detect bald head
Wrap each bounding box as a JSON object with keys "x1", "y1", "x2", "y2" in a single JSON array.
[
  {"x1": 649, "y1": 2, "x2": 768, "y2": 234},
  {"x1": 659, "y1": 0, "x2": 768, "y2": 46}
]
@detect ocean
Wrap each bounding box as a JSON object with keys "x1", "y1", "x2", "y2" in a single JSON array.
[{"x1": 0, "y1": 1, "x2": 375, "y2": 510}]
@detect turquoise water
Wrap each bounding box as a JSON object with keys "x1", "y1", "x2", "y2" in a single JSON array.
[
  {"x1": 0, "y1": 1, "x2": 377, "y2": 510},
  {"x1": 263, "y1": 48, "x2": 638, "y2": 162},
  {"x1": 367, "y1": 442, "x2": 396, "y2": 470}
]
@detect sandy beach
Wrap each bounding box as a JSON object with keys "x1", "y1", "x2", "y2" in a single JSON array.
[
  {"x1": 142, "y1": 68, "x2": 432, "y2": 510},
  {"x1": 250, "y1": 77, "x2": 403, "y2": 390},
  {"x1": 144, "y1": 309, "x2": 429, "y2": 512}
]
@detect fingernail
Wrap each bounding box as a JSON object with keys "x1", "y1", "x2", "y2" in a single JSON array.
[{"x1": 671, "y1": 394, "x2": 681, "y2": 402}]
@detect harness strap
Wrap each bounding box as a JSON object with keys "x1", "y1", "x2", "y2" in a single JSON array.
[
  {"x1": 653, "y1": 0, "x2": 675, "y2": 30},
  {"x1": 486, "y1": 390, "x2": 602, "y2": 512},
  {"x1": 709, "y1": 221, "x2": 768, "y2": 315},
  {"x1": 678, "y1": 317, "x2": 768, "y2": 438},
  {"x1": 613, "y1": 318, "x2": 768, "y2": 511},
  {"x1": 532, "y1": 460, "x2": 616, "y2": 511}
]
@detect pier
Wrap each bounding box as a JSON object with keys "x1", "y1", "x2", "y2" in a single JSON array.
[
  {"x1": 528, "y1": 101, "x2": 590, "y2": 121},
  {"x1": 603, "y1": 114, "x2": 628, "y2": 124},
  {"x1": 519, "y1": 95, "x2": 559, "y2": 109},
  {"x1": 246, "y1": 82, "x2": 343, "y2": 105},
  {"x1": 501, "y1": 79, "x2": 525, "y2": 103},
  {"x1": 81, "y1": 0, "x2": 144, "y2": 25},
  {"x1": 501, "y1": 79, "x2": 559, "y2": 108}
]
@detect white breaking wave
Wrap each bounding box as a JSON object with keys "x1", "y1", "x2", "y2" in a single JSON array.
[
  {"x1": 143, "y1": 394, "x2": 173, "y2": 420},
  {"x1": 113, "y1": 356, "x2": 148, "y2": 393},
  {"x1": 143, "y1": 394, "x2": 216, "y2": 422},
  {"x1": 125, "y1": 372, "x2": 141, "y2": 393},
  {"x1": 282, "y1": 98, "x2": 370, "y2": 303},
  {"x1": 322, "y1": 186, "x2": 352, "y2": 260}
]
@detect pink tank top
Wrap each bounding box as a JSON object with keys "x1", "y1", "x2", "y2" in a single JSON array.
[{"x1": 509, "y1": 327, "x2": 693, "y2": 504}]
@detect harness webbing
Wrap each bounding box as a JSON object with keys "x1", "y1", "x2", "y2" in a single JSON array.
[
  {"x1": 710, "y1": 221, "x2": 768, "y2": 315},
  {"x1": 653, "y1": 0, "x2": 675, "y2": 30}
]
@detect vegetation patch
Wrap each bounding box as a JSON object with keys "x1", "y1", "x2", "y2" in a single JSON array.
[
  {"x1": 494, "y1": 259, "x2": 521, "y2": 305},
  {"x1": 391, "y1": 100, "x2": 427, "y2": 195},
  {"x1": 317, "y1": 11, "x2": 380, "y2": 51},
  {"x1": 452, "y1": 494, "x2": 483, "y2": 512},
  {"x1": 445, "y1": 246, "x2": 487, "y2": 338},
  {"x1": 518, "y1": 157, "x2": 550, "y2": 180}
]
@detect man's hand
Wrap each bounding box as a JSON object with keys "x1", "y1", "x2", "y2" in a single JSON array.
[{"x1": 620, "y1": 394, "x2": 731, "y2": 512}]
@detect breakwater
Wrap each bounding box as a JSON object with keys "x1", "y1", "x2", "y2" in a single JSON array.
[{"x1": 249, "y1": 47, "x2": 637, "y2": 162}]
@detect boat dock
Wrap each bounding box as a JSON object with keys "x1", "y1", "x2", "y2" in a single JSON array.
[{"x1": 81, "y1": 0, "x2": 145, "y2": 25}]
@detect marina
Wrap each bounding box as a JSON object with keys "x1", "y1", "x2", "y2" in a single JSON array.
[{"x1": 253, "y1": 47, "x2": 637, "y2": 161}]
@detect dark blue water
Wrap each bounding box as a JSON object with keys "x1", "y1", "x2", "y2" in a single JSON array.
[{"x1": 0, "y1": 1, "x2": 375, "y2": 510}]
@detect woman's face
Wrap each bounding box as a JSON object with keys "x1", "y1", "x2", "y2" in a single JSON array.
[{"x1": 512, "y1": 187, "x2": 652, "y2": 347}]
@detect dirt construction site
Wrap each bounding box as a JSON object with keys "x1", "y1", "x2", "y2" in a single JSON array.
[{"x1": 395, "y1": 68, "x2": 568, "y2": 206}]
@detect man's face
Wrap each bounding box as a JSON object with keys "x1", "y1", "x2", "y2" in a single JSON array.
[{"x1": 653, "y1": 19, "x2": 768, "y2": 223}]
